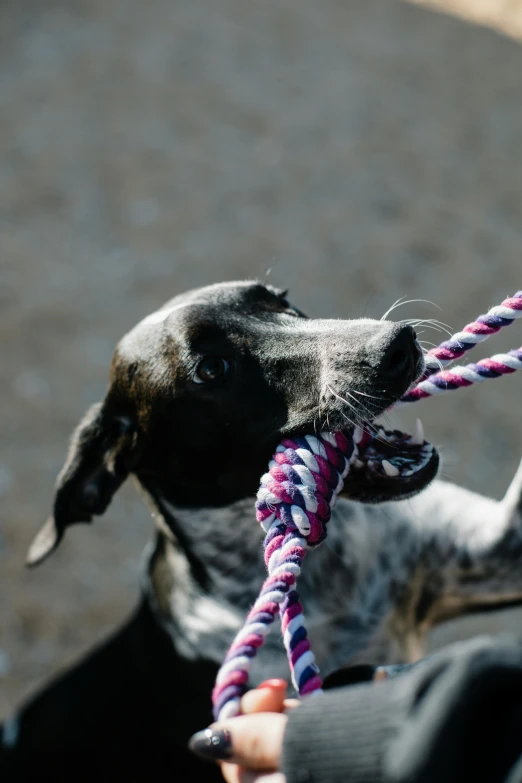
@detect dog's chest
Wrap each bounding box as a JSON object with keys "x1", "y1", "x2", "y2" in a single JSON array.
[{"x1": 145, "y1": 497, "x2": 420, "y2": 681}]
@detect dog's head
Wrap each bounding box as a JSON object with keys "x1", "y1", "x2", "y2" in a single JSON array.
[{"x1": 27, "y1": 280, "x2": 439, "y2": 566}]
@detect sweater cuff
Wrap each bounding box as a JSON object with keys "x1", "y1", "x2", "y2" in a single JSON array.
[{"x1": 281, "y1": 680, "x2": 408, "y2": 783}]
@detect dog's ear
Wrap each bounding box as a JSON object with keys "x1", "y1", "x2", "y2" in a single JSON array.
[{"x1": 26, "y1": 401, "x2": 140, "y2": 568}]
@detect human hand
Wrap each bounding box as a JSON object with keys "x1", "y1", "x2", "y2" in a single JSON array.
[{"x1": 189, "y1": 679, "x2": 299, "y2": 783}]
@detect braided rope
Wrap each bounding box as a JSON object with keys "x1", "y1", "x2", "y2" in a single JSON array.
[
  {"x1": 212, "y1": 432, "x2": 353, "y2": 720},
  {"x1": 212, "y1": 290, "x2": 522, "y2": 722},
  {"x1": 422, "y1": 292, "x2": 522, "y2": 378},
  {"x1": 401, "y1": 347, "x2": 522, "y2": 403}
]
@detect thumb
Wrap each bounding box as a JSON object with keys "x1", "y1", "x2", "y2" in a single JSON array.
[
  {"x1": 241, "y1": 679, "x2": 288, "y2": 715},
  {"x1": 189, "y1": 713, "x2": 287, "y2": 769}
]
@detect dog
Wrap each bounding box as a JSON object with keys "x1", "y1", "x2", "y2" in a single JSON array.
[{"x1": 2, "y1": 280, "x2": 522, "y2": 780}]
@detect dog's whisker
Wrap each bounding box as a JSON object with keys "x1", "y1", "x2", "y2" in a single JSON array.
[
  {"x1": 327, "y1": 385, "x2": 400, "y2": 449},
  {"x1": 330, "y1": 375, "x2": 388, "y2": 405},
  {"x1": 326, "y1": 384, "x2": 402, "y2": 451},
  {"x1": 380, "y1": 296, "x2": 407, "y2": 322},
  {"x1": 401, "y1": 317, "x2": 450, "y2": 329},
  {"x1": 343, "y1": 387, "x2": 371, "y2": 410},
  {"x1": 335, "y1": 407, "x2": 360, "y2": 431},
  {"x1": 350, "y1": 388, "x2": 388, "y2": 403},
  {"x1": 380, "y1": 298, "x2": 442, "y2": 322},
  {"x1": 400, "y1": 318, "x2": 453, "y2": 338},
  {"x1": 327, "y1": 387, "x2": 366, "y2": 430},
  {"x1": 327, "y1": 385, "x2": 401, "y2": 447},
  {"x1": 326, "y1": 384, "x2": 360, "y2": 412}
]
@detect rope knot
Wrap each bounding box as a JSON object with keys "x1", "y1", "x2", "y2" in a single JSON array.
[{"x1": 255, "y1": 431, "x2": 354, "y2": 546}]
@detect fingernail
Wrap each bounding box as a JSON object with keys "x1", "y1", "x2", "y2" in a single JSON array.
[
  {"x1": 257, "y1": 678, "x2": 287, "y2": 690},
  {"x1": 188, "y1": 728, "x2": 232, "y2": 761}
]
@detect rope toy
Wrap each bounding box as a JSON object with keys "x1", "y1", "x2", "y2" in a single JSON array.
[
  {"x1": 402, "y1": 292, "x2": 522, "y2": 403},
  {"x1": 212, "y1": 290, "x2": 522, "y2": 721}
]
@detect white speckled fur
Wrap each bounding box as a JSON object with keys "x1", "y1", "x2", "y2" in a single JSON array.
[{"x1": 143, "y1": 464, "x2": 522, "y2": 688}]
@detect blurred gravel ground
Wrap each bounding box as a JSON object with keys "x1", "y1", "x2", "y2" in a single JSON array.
[{"x1": 2, "y1": 0, "x2": 522, "y2": 717}]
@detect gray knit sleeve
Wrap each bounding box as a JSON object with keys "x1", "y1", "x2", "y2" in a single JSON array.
[
  {"x1": 281, "y1": 677, "x2": 411, "y2": 783},
  {"x1": 282, "y1": 635, "x2": 522, "y2": 783}
]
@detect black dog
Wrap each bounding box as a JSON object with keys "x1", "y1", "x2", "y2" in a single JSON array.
[{"x1": 3, "y1": 281, "x2": 522, "y2": 780}]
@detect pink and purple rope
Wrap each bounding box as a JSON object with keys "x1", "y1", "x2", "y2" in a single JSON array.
[
  {"x1": 400, "y1": 348, "x2": 522, "y2": 403},
  {"x1": 212, "y1": 290, "x2": 522, "y2": 721},
  {"x1": 421, "y1": 292, "x2": 522, "y2": 378},
  {"x1": 212, "y1": 432, "x2": 353, "y2": 720},
  {"x1": 401, "y1": 291, "x2": 522, "y2": 403}
]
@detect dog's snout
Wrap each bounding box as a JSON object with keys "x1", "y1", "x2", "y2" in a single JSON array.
[{"x1": 379, "y1": 325, "x2": 421, "y2": 385}]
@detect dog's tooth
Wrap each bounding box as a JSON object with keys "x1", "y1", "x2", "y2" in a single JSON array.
[
  {"x1": 353, "y1": 425, "x2": 364, "y2": 444},
  {"x1": 409, "y1": 418, "x2": 424, "y2": 446},
  {"x1": 382, "y1": 459, "x2": 400, "y2": 478}
]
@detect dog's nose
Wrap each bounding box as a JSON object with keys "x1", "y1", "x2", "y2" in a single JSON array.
[{"x1": 379, "y1": 325, "x2": 421, "y2": 385}]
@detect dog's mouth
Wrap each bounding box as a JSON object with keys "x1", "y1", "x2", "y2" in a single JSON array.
[{"x1": 341, "y1": 418, "x2": 439, "y2": 503}]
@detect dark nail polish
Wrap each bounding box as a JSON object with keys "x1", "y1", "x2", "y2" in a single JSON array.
[{"x1": 188, "y1": 728, "x2": 232, "y2": 761}]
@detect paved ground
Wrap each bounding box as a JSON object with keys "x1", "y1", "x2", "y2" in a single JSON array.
[{"x1": 2, "y1": 0, "x2": 522, "y2": 716}]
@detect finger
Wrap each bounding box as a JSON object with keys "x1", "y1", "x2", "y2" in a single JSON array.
[
  {"x1": 189, "y1": 713, "x2": 287, "y2": 769},
  {"x1": 220, "y1": 761, "x2": 242, "y2": 783},
  {"x1": 241, "y1": 680, "x2": 288, "y2": 715},
  {"x1": 283, "y1": 698, "x2": 300, "y2": 712},
  {"x1": 221, "y1": 763, "x2": 286, "y2": 783}
]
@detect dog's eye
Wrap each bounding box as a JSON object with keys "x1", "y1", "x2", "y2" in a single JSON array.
[{"x1": 193, "y1": 357, "x2": 230, "y2": 384}]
